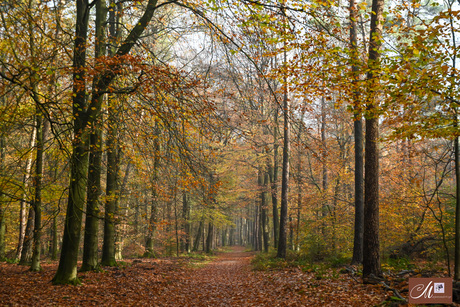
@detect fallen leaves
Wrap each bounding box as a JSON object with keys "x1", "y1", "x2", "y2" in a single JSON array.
[{"x1": 0, "y1": 247, "x2": 391, "y2": 306}]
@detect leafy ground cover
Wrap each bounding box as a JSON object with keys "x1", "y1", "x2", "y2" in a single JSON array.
[{"x1": 0, "y1": 246, "x2": 405, "y2": 306}]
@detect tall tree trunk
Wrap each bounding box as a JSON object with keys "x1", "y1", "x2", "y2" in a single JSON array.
[
  {"x1": 455, "y1": 135, "x2": 460, "y2": 280},
  {"x1": 321, "y1": 96, "x2": 328, "y2": 239},
  {"x1": 30, "y1": 113, "x2": 46, "y2": 271},
  {"x1": 182, "y1": 192, "x2": 191, "y2": 253},
  {"x1": 363, "y1": 0, "x2": 384, "y2": 280},
  {"x1": 447, "y1": 0, "x2": 460, "y2": 280},
  {"x1": 193, "y1": 220, "x2": 203, "y2": 252},
  {"x1": 350, "y1": 0, "x2": 364, "y2": 266},
  {"x1": 262, "y1": 172, "x2": 270, "y2": 252},
  {"x1": 101, "y1": 0, "x2": 121, "y2": 267},
  {"x1": 16, "y1": 127, "x2": 36, "y2": 260},
  {"x1": 270, "y1": 107, "x2": 279, "y2": 249},
  {"x1": 52, "y1": 0, "x2": 90, "y2": 284},
  {"x1": 101, "y1": 94, "x2": 119, "y2": 267},
  {"x1": 253, "y1": 203, "x2": 260, "y2": 251},
  {"x1": 20, "y1": 207, "x2": 34, "y2": 264},
  {"x1": 0, "y1": 134, "x2": 5, "y2": 260},
  {"x1": 277, "y1": 42, "x2": 290, "y2": 258},
  {"x1": 81, "y1": 0, "x2": 105, "y2": 272},
  {"x1": 51, "y1": 214, "x2": 58, "y2": 260},
  {"x1": 144, "y1": 125, "x2": 160, "y2": 258},
  {"x1": 81, "y1": 122, "x2": 102, "y2": 270},
  {"x1": 205, "y1": 222, "x2": 214, "y2": 254}
]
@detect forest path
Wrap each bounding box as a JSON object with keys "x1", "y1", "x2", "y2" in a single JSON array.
[
  {"x1": 161, "y1": 246, "x2": 262, "y2": 306},
  {"x1": 157, "y1": 246, "x2": 385, "y2": 306},
  {"x1": 0, "y1": 246, "x2": 387, "y2": 306}
]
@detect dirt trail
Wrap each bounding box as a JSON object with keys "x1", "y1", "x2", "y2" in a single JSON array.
[
  {"x1": 161, "y1": 246, "x2": 261, "y2": 306},
  {"x1": 0, "y1": 246, "x2": 387, "y2": 306},
  {"x1": 158, "y1": 246, "x2": 385, "y2": 306}
]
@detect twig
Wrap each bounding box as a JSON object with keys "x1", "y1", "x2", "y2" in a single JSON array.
[{"x1": 380, "y1": 281, "x2": 407, "y2": 303}]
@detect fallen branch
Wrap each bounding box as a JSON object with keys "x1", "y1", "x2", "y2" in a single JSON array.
[{"x1": 380, "y1": 281, "x2": 407, "y2": 303}]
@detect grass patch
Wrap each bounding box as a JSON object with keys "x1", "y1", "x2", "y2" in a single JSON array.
[
  {"x1": 182, "y1": 252, "x2": 216, "y2": 268},
  {"x1": 251, "y1": 250, "x2": 348, "y2": 280}
]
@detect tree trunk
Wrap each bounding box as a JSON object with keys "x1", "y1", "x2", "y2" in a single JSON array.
[
  {"x1": 101, "y1": 94, "x2": 119, "y2": 267},
  {"x1": 144, "y1": 125, "x2": 160, "y2": 258},
  {"x1": 321, "y1": 96, "x2": 328, "y2": 239},
  {"x1": 52, "y1": 0, "x2": 90, "y2": 284},
  {"x1": 101, "y1": 0, "x2": 122, "y2": 267},
  {"x1": 81, "y1": 0, "x2": 105, "y2": 272},
  {"x1": 0, "y1": 200, "x2": 5, "y2": 261},
  {"x1": 363, "y1": 0, "x2": 384, "y2": 280},
  {"x1": 53, "y1": 0, "x2": 159, "y2": 284},
  {"x1": 16, "y1": 127, "x2": 36, "y2": 260},
  {"x1": 350, "y1": 0, "x2": 364, "y2": 266},
  {"x1": 51, "y1": 214, "x2": 58, "y2": 260},
  {"x1": 30, "y1": 113, "x2": 46, "y2": 271},
  {"x1": 262, "y1": 172, "x2": 270, "y2": 253},
  {"x1": 205, "y1": 222, "x2": 213, "y2": 254},
  {"x1": 454, "y1": 135, "x2": 460, "y2": 280},
  {"x1": 182, "y1": 193, "x2": 190, "y2": 253},
  {"x1": 0, "y1": 134, "x2": 5, "y2": 260},
  {"x1": 277, "y1": 37, "x2": 290, "y2": 258},
  {"x1": 193, "y1": 220, "x2": 203, "y2": 252},
  {"x1": 20, "y1": 206, "x2": 35, "y2": 264},
  {"x1": 270, "y1": 107, "x2": 279, "y2": 249}
]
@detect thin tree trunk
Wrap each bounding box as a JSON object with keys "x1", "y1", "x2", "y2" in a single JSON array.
[
  {"x1": 193, "y1": 220, "x2": 203, "y2": 252},
  {"x1": 270, "y1": 107, "x2": 280, "y2": 249},
  {"x1": 262, "y1": 172, "x2": 270, "y2": 252},
  {"x1": 182, "y1": 193, "x2": 190, "y2": 253},
  {"x1": 51, "y1": 214, "x2": 58, "y2": 260},
  {"x1": 350, "y1": 0, "x2": 364, "y2": 266},
  {"x1": 101, "y1": 0, "x2": 122, "y2": 267},
  {"x1": 455, "y1": 134, "x2": 460, "y2": 280},
  {"x1": 321, "y1": 96, "x2": 328, "y2": 239},
  {"x1": 144, "y1": 125, "x2": 160, "y2": 258},
  {"x1": 206, "y1": 222, "x2": 214, "y2": 254},
  {"x1": 0, "y1": 134, "x2": 5, "y2": 260},
  {"x1": 101, "y1": 94, "x2": 119, "y2": 266},
  {"x1": 16, "y1": 127, "x2": 36, "y2": 260},
  {"x1": 30, "y1": 113, "x2": 46, "y2": 271},
  {"x1": 277, "y1": 35, "x2": 290, "y2": 258}
]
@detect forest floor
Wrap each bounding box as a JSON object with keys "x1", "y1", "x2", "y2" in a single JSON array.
[{"x1": 0, "y1": 246, "x2": 395, "y2": 306}]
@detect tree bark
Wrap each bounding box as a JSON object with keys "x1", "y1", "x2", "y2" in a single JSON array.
[
  {"x1": 193, "y1": 220, "x2": 203, "y2": 252},
  {"x1": 270, "y1": 107, "x2": 279, "y2": 249},
  {"x1": 205, "y1": 222, "x2": 214, "y2": 254},
  {"x1": 455, "y1": 135, "x2": 460, "y2": 280},
  {"x1": 182, "y1": 192, "x2": 191, "y2": 253},
  {"x1": 30, "y1": 113, "x2": 46, "y2": 271},
  {"x1": 81, "y1": 0, "x2": 105, "y2": 272},
  {"x1": 262, "y1": 172, "x2": 270, "y2": 252},
  {"x1": 363, "y1": 0, "x2": 384, "y2": 280},
  {"x1": 16, "y1": 127, "x2": 36, "y2": 261},
  {"x1": 0, "y1": 135, "x2": 5, "y2": 260},
  {"x1": 277, "y1": 55, "x2": 290, "y2": 258},
  {"x1": 52, "y1": 0, "x2": 90, "y2": 284},
  {"x1": 20, "y1": 206, "x2": 35, "y2": 264},
  {"x1": 350, "y1": 0, "x2": 364, "y2": 265}
]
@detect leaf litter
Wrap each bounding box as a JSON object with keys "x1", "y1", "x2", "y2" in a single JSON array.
[{"x1": 0, "y1": 247, "x2": 392, "y2": 306}]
